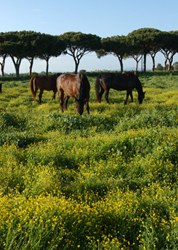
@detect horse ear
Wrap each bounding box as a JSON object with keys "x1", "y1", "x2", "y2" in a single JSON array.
[{"x1": 79, "y1": 73, "x2": 86, "y2": 81}]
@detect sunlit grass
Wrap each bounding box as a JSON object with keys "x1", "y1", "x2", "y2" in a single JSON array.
[{"x1": 0, "y1": 72, "x2": 178, "y2": 249}]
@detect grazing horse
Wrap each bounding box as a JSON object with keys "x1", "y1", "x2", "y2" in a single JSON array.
[
  {"x1": 95, "y1": 72, "x2": 145, "y2": 104},
  {"x1": 56, "y1": 73, "x2": 90, "y2": 115},
  {"x1": 30, "y1": 74, "x2": 60, "y2": 103}
]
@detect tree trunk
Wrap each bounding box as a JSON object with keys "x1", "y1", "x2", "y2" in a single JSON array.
[
  {"x1": 164, "y1": 58, "x2": 168, "y2": 70},
  {"x1": 132, "y1": 55, "x2": 142, "y2": 72},
  {"x1": 117, "y1": 55, "x2": 123, "y2": 73},
  {"x1": 0, "y1": 63, "x2": 5, "y2": 76},
  {"x1": 151, "y1": 56, "x2": 155, "y2": 72},
  {"x1": 168, "y1": 53, "x2": 175, "y2": 71},
  {"x1": 10, "y1": 56, "x2": 22, "y2": 78},
  {"x1": 46, "y1": 58, "x2": 49, "y2": 76},
  {"x1": 0, "y1": 54, "x2": 7, "y2": 76},
  {"x1": 160, "y1": 49, "x2": 176, "y2": 71},
  {"x1": 135, "y1": 62, "x2": 138, "y2": 72},
  {"x1": 27, "y1": 57, "x2": 34, "y2": 76},
  {"x1": 15, "y1": 63, "x2": 20, "y2": 78},
  {"x1": 74, "y1": 57, "x2": 79, "y2": 73},
  {"x1": 74, "y1": 63, "x2": 79, "y2": 74},
  {"x1": 120, "y1": 60, "x2": 123, "y2": 73},
  {"x1": 168, "y1": 57, "x2": 173, "y2": 71},
  {"x1": 143, "y1": 53, "x2": 147, "y2": 72},
  {"x1": 150, "y1": 52, "x2": 157, "y2": 72}
]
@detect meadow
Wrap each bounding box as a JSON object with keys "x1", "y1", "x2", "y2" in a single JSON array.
[{"x1": 0, "y1": 72, "x2": 178, "y2": 249}]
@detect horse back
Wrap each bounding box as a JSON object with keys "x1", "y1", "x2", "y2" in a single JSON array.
[
  {"x1": 33, "y1": 75, "x2": 57, "y2": 91},
  {"x1": 99, "y1": 73, "x2": 140, "y2": 91},
  {"x1": 56, "y1": 73, "x2": 84, "y2": 97}
]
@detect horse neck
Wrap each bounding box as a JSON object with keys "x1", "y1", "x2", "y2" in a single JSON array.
[
  {"x1": 135, "y1": 78, "x2": 143, "y2": 94},
  {"x1": 79, "y1": 75, "x2": 89, "y2": 101}
]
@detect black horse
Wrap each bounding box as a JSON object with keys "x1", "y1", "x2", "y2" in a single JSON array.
[{"x1": 95, "y1": 72, "x2": 145, "y2": 104}]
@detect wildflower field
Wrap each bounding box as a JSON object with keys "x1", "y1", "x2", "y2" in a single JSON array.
[{"x1": 0, "y1": 72, "x2": 178, "y2": 249}]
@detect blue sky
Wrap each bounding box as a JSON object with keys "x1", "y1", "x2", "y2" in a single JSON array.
[{"x1": 1, "y1": 0, "x2": 178, "y2": 73}]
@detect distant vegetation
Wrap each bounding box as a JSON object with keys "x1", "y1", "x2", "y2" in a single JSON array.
[
  {"x1": 1, "y1": 28, "x2": 178, "y2": 76},
  {"x1": 0, "y1": 72, "x2": 178, "y2": 249}
]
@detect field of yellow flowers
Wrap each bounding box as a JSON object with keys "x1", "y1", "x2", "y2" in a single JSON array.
[{"x1": 0, "y1": 72, "x2": 178, "y2": 249}]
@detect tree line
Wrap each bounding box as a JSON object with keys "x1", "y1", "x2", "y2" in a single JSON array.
[{"x1": 0, "y1": 28, "x2": 178, "y2": 77}]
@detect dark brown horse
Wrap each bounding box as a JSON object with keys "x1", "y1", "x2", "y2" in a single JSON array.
[
  {"x1": 95, "y1": 72, "x2": 145, "y2": 104},
  {"x1": 30, "y1": 74, "x2": 60, "y2": 103},
  {"x1": 56, "y1": 73, "x2": 90, "y2": 115}
]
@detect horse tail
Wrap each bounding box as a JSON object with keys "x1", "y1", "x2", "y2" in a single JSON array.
[
  {"x1": 95, "y1": 75, "x2": 102, "y2": 102},
  {"x1": 30, "y1": 76, "x2": 36, "y2": 100}
]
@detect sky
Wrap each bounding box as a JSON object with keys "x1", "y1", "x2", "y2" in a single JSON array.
[{"x1": 1, "y1": 0, "x2": 178, "y2": 74}]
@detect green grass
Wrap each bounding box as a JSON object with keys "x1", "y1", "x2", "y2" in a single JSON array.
[{"x1": 0, "y1": 72, "x2": 178, "y2": 249}]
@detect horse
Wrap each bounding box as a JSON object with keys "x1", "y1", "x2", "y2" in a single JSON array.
[
  {"x1": 95, "y1": 72, "x2": 145, "y2": 105},
  {"x1": 30, "y1": 74, "x2": 61, "y2": 103},
  {"x1": 56, "y1": 73, "x2": 90, "y2": 115}
]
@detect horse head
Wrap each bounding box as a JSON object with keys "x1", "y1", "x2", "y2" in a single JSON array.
[
  {"x1": 75, "y1": 98, "x2": 85, "y2": 115},
  {"x1": 75, "y1": 74, "x2": 90, "y2": 115},
  {"x1": 138, "y1": 91, "x2": 145, "y2": 104}
]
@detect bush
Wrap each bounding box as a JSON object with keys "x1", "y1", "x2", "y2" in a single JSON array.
[
  {"x1": 156, "y1": 63, "x2": 163, "y2": 70},
  {"x1": 173, "y1": 62, "x2": 178, "y2": 71}
]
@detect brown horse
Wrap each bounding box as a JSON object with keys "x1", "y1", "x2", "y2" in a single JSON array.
[
  {"x1": 95, "y1": 72, "x2": 145, "y2": 104},
  {"x1": 56, "y1": 73, "x2": 90, "y2": 115},
  {"x1": 30, "y1": 74, "x2": 60, "y2": 103}
]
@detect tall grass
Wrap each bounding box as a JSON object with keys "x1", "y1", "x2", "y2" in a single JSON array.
[{"x1": 0, "y1": 72, "x2": 178, "y2": 249}]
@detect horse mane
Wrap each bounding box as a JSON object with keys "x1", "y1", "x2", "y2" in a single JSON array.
[
  {"x1": 78, "y1": 74, "x2": 90, "y2": 102},
  {"x1": 123, "y1": 72, "x2": 143, "y2": 91},
  {"x1": 132, "y1": 74, "x2": 143, "y2": 92}
]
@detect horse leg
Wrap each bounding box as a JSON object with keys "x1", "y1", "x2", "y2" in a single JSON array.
[
  {"x1": 52, "y1": 91, "x2": 56, "y2": 100},
  {"x1": 99, "y1": 88, "x2": 104, "y2": 102},
  {"x1": 59, "y1": 90, "x2": 64, "y2": 112},
  {"x1": 129, "y1": 91, "x2": 134, "y2": 102},
  {"x1": 124, "y1": 91, "x2": 129, "y2": 105},
  {"x1": 38, "y1": 90, "x2": 43, "y2": 104},
  {"x1": 104, "y1": 89, "x2": 110, "y2": 103},
  {"x1": 64, "y1": 96, "x2": 69, "y2": 110},
  {"x1": 86, "y1": 99, "x2": 90, "y2": 114}
]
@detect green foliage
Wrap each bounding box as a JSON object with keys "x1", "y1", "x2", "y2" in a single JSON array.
[
  {"x1": 59, "y1": 32, "x2": 101, "y2": 72},
  {"x1": 0, "y1": 72, "x2": 178, "y2": 249}
]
